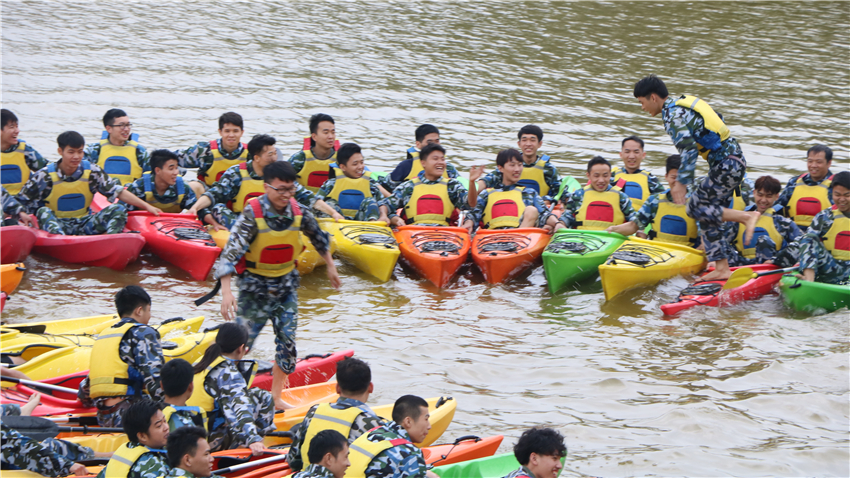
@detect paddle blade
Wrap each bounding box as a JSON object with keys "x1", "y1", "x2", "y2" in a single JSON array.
[
  {"x1": 722, "y1": 267, "x2": 756, "y2": 290},
  {"x1": 2, "y1": 415, "x2": 60, "y2": 440}
]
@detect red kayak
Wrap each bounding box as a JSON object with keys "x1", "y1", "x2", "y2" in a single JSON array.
[
  {"x1": 251, "y1": 349, "x2": 354, "y2": 391},
  {"x1": 0, "y1": 292, "x2": 6, "y2": 312},
  {"x1": 126, "y1": 211, "x2": 221, "y2": 281},
  {"x1": 471, "y1": 228, "x2": 549, "y2": 284},
  {"x1": 32, "y1": 228, "x2": 145, "y2": 271},
  {"x1": 661, "y1": 264, "x2": 781, "y2": 316},
  {"x1": 1, "y1": 225, "x2": 38, "y2": 263}
]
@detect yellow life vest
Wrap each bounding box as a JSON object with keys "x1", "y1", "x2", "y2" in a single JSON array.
[
  {"x1": 244, "y1": 198, "x2": 304, "y2": 277},
  {"x1": 823, "y1": 206, "x2": 850, "y2": 262},
  {"x1": 162, "y1": 404, "x2": 208, "y2": 432},
  {"x1": 575, "y1": 186, "x2": 625, "y2": 230},
  {"x1": 186, "y1": 356, "x2": 257, "y2": 413},
  {"x1": 404, "y1": 146, "x2": 449, "y2": 182},
  {"x1": 326, "y1": 176, "x2": 373, "y2": 218},
  {"x1": 44, "y1": 161, "x2": 94, "y2": 219},
  {"x1": 728, "y1": 186, "x2": 747, "y2": 211},
  {"x1": 346, "y1": 429, "x2": 413, "y2": 478},
  {"x1": 674, "y1": 95, "x2": 731, "y2": 160},
  {"x1": 516, "y1": 156, "x2": 550, "y2": 196},
  {"x1": 232, "y1": 163, "x2": 265, "y2": 213},
  {"x1": 482, "y1": 188, "x2": 526, "y2": 229},
  {"x1": 650, "y1": 195, "x2": 699, "y2": 246},
  {"x1": 143, "y1": 174, "x2": 185, "y2": 213},
  {"x1": 89, "y1": 321, "x2": 143, "y2": 398},
  {"x1": 298, "y1": 137, "x2": 340, "y2": 193},
  {"x1": 103, "y1": 443, "x2": 166, "y2": 478},
  {"x1": 1, "y1": 141, "x2": 30, "y2": 195},
  {"x1": 788, "y1": 174, "x2": 833, "y2": 228},
  {"x1": 735, "y1": 209, "x2": 783, "y2": 259},
  {"x1": 97, "y1": 138, "x2": 144, "y2": 185},
  {"x1": 612, "y1": 167, "x2": 652, "y2": 210},
  {"x1": 404, "y1": 178, "x2": 454, "y2": 226},
  {"x1": 198, "y1": 139, "x2": 248, "y2": 187},
  {"x1": 301, "y1": 403, "x2": 369, "y2": 466}
]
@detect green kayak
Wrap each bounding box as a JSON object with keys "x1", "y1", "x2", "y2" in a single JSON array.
[
  {"x1": 434, "y1": 452, "x2": 565, "y2": 478},
  {"x1": 779, "y1": 275, "x2": 850, "y2": 314},
  {"x1": 542, "y1": 230, "x2": 627, "y2": 294}
]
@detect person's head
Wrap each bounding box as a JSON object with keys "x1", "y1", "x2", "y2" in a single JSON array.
[
  {"x1": 513, "y1": 427, "x2": 567, "y2": 478},
  {"x1": 150, "y1": 149, "x2": 180, "y2": 186},
  {"x1": 391, "y1": 395, "x2": 430, "y2": 444},
  {"x1": 414, "y1": 124, "x2": 440, "y2": 150},
  {"x1": 247, "y1": 134, "x2": 278, "y2": 170},
  {"x1": 336, "y1": 143, "x2": 365, "y2": 179},
  {"x1": 753, "y1": 175, "x2": 781, "y2": 214},
  {"x1": 56, "y1": 131, "x2": 86, "y2": 169},
  {"x1": 665, "y1": 154, "x2": 681, "y2": 185},
  {"x1": 114, "y1": 285, "x2": 152, "y2": 323},
  {"x1": 263, "y1": 161, "x2": 299, "y2": 211},
  {"x1": 161, "y1": 358, "x2": 194, "y2": 400},
  {"x1": 586, "y1": 156, "x2": 611, "y2": 192},
  {"x1": 806, "y1": 144, "x2": 833, "y2": 182},
  {"x1": 419, "y1": 143, "x2": 447, "y2": 180},
  {"x1": 633, "y1": 74, "x2": 669, "y2": 117},
  {"x1": 124, "y1": 399, "x2": 169, "y2": 448},
  {"x1": 335, "y1": 357, "x2": 373, "y2": 398},
  {"x1": 306, "y1": 430, "x2": 350, "y2": 478},
  {"x1": 218, "y1": 112, "x2": 244, "y2": 150},
  {"x1": 103, "y1": 108, "x2": 132, "y2": 142},
  {"x1": 166, "y1": 426, "x2": 213, "y2": 477},
  {"x1": 831, "y1": 171, "x2": 850, "y2": 214},
  {"x1": 1, "y1": 109, "x2": 19, "y2": 146},
  {"x1": 619, "y1": 136, "x2": 646, "y2": 173},
  {"x1": 310, "y1": 114, "x2": 336, "y2": 151},
  {"x1": 516, "y1": 125, "x2": 543, "y2": 160},
  {"x1": 496, "y1": 148, "x2": 524, "y2": 186},
  {"x1": 193, "y1": 322, "x2": 250, "y2": 374}
]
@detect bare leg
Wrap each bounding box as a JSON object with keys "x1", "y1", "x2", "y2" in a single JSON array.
[
  {"x1": 700, "y1": 258, "x2": 733, "y2": 281},
  {"x1": 519, "y1": 207, "x2": 539, "y2": 228},
  {"x1": 272, "y1": 364, "x2": 294, "y2": 410},
  {"x1": 721, "y1": 208, "x2": 761, "y2": 245}
]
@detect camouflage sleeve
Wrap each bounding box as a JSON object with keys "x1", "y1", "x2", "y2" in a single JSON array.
[
  {"x1": 609, "y1": 167, "x2": 622, "y2": 186},
  {"x1": 136, "y1": 144, "x2": 151, "y2": 173},
  {"x1": 543, "y1": 163, "x2": 561, "y2": 201},
  {"x1": 632, "y1": 194, "x2": 659, "y2": 229},
  {"x1": 466, "y1": 189, "x2": 489, "y2": 226},
  {"x1": 774, "y1": 176, "x2": 798, "y2": 214},
  {"x1": 618, "y1": 190, "x2": 636, "y2": 220},
  {"x1": 778, "y1": 215, "x2": 803, "y2": 244},
  {"x1": 295, "y1": 183, "x2": 320, "y2": 208},
  {"x1": 180, "y1": 185, "x2": 200, "y2": 211},
  {"x1": 558, "y1": 189, "x2": 584, "y2": 228},
  {"x1": 368, "y1": 177, "x2": 383, "y2": 200},
  {"x1": 14, "y1": 169, "x2": 51, "y2": 214},
  {"x1": 214, "y1": 205, "x2": 257, "y2": 279},
  {"x1": 521, "y1": 188, "x2": 546, "y2": 215},
  {"x1": 382, "y1": 181, "x2": 413, "y2": 219},
  {"x1": 663, "y1": 106, "x2": 702, "y2": 186},
  {"x1": 447, "y1": 179, "x2": 469, "y2": 211},
  {"x1": 215, "y1": 371, "x2": 263, "y2": 446},
  {"x1": 479, "y1": 172, "x2": 501, "y2": 189},
  {"x1": 301, "y1": 208, "x2": 331, "y2": 256},
  {"x1": 89, "y1": 164, "x2": 125, "y2": 200},
  {"x1": 446, "y1": 163, "x2": 460, "y2": 179},
  {"x1": 203, "y1": 166, "x2": 242, "y2": 206},
  {"x1": 288, "y1": 151, "x2": 307, "y2": 173},
  {"x1": 124, "y1": 178, "x2": 147, "y2": 202},
  {"x1": 365, "y1": 446, "x2": 427, "y2": 478},
  {"x1": 24, "y1": 144, "x2": 48, "y2": 171},
  {"x1": 739, "y1": 177, "x2": 754, "y2": 207},
  {"x1": 800, "y1": 210, "x2": 832, "y2": 248},
  {"x1": 317, "y1": 178, "x2": 335, "y2": 199},
  {"x1": 1, "y1": 404, "x2": 21, "y2": 416},
  {"x1": 174, "y1": 141, "x2": 212, "y2": 170},
  {"x1": 351, "y1": 413, "x2": 387, "y2": 439},
  {"x1": 722, "y1": 221, "x2": 739, "y2": 246},
  {"x1": 286, "y1": 405, "x2": 319, "y2": 472},
  {"x1": 0, "y1": 428, "x2": 77, "y2": 476},
  {"x1": 131, "y1": 327, "x2": 165, "y2": 401},
  {"x1": 2, "y1": 187, "x2": 23, "y2": 216},
  {"x1": 129, "y1": 452, "x2": 170, "y2": 478},
  {"x1": 84, "y1": 142, "x2": 101, "y2": 163},
  {"x1": 647, "y1": 173, "x2": 665, "y2": 194}
]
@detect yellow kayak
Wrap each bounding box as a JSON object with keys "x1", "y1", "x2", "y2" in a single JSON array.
[
  {"x1": 318, "y1": 219, "x2": 399, "y2": 282},
  {"x1": 598, "y1": 237, "x2": 707, "y2": 300},
  {"x1": 1, "y1": 314, "x2": 118, "y2": 335},
  {"x1": 0, "y1": 320, "x2": 122, "y2": 351},
  {"x1": 210, "y1": 229, "x2": 335, "y2": 275}
]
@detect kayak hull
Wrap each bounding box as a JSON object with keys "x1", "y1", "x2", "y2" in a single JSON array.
[
  {"x1": 395, "y1": 225, "x2": 470, "y2": 287},
  {"x1": 434, "y1": 452, "x2": 564, "y2": 478},
  {"x1": 542, "y1": 230, "x2": 626, "y2": 293},
  {"x1": 661, "y1": 264, "x2": 780, "y2": 316},
  {"x1": 0, "y1": 225, "x2": 38, "y2": 263},
  {"x1": 1, "y1": 314, "x2": 118, "y2": 335},
  {"x1": 779, "y1": 276, "x2": 850, "y2": 314},
  {"x1": 471, "y1": 228, "x2": 549, "y2": 284},
  {"x1": 251, "y1": 349, "x2": 354, "y2": 391},
  {"x1": 33, "y1": 230, "x2": 145, "y2": 271},
  {"x1": 0, "y1": 262, "x2": 26, "y2": 294},
  {"x1": 127, "y1": 211, "x2": 221, "y2": 281},
  {"x1": 319, "y1": 219, "x2": 400, "y2": 282}
]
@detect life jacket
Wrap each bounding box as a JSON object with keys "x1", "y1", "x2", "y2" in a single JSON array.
[
  {"x1": 650, "y1": 195, "x2": 699, "y2": 246},
  {"x1": 89, "y1": 322, "x2": 144, "y2": 398},
  {"x1": 728, "y1": 186, "x2": 747, "y2": 211},
  {"x1": 1, "y1": 141, "x2": 30, "y2": 195},
  {"x1": 143, "y1": 174, "x2": 185, "y2": 213},
  {"x1": 301, "y1": 403, "x2": 372, "y2": 466},
  {"x1": 326, "y1": 176, "x2": 373, "y2": 218},
  {"x1": 788, "y1": 173, "x2": 833, "y2": 228},
  {"x1": 197, "y1": 139, "x2": 249, "y2": 187},
  {"x1": 482, "y1": 188, "x2": 526, "y2": 229},
  {"x1": 244, "y1": 198, "x2": 304, "y2": 277},
  {"x1": 612, "y1": 167, "x2": 652, "y2": 210},
  {"x1": 404, "y1": 146, "x2": 449, "y2": 181},
  {"x1": 97, "y1": 138, "x2": 144, "y2": 185},
  {"x1": 232, "y1": 163, "x2": 265, "y2": 213},
  {"x1": 103, "y1": 443, "x2": 167, "y2": 478},
  {"x1": 516, "y1": 155, "x2": 551, "y2": 196},
  {"x1": 823, "y1": 205, "x2": 850, "y2": 262},
  {"x1": 735, "y1": 208, "x2": 784, "y2": 259},
  {"x1": 298, "y1": 137, "x2": 340, "y2": 193},
  {"x1": 674, "y1": 95, "x2": 731, "y2": 160},
  {"x1": 162, "y1": 404, "x2": 208, "y2": 432},
  {"x1": 575, "y1": 186, "x2": 625, "y2": 230},
  {"x1": 346, "y1": 427, "x2": 413, "y2": 478},
  {"x1": 44, "y1": 161, "x2": 94, "y2": 219},
  {"x1": 186, "y1": 356, "x2": 257, "y2": 430},
  {"x1": 404, "y1": 178, "x2": 454, "y2": 226}
]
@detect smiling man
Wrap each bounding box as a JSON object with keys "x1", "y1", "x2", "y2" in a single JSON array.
[
  {"x1": 174, "y1": 112, "x2": 250, "y2": 199},
  {"x1": 289, "y1": 114, "x2": 341, "y2": 194},
  {"x1": 555, "y1": 156, "x2": 635, "y2": 231},
  {"x1": 124, "y1": 150, "x2": 204, "y2": 214},
  {"x1": 381, "y1": 124, "x2": 462, "y2": 193},
  {"x1": 317, "y1": 143, "x2": 388, "y2": 222},
  {"x1": 774, "y1": 144, "x2": 835, "y2": 229},
  {"x1": 502, "y1": 427, "x2": 567, "y2": 478},
  {"x1": 610, "y1": 135, "x2": 664, "y2": 210},
  {"x1": 97, "y1": 399, "x2": 170, "y2": 478},
  {"x1": 85, "y1": 108, "x2": 150, "y2": 186},
  {"x1": 796, "y1": 170, "x2": 850, "y2": 284},
  {"x1": 1, "y1": 109, "x2": 48, "y2": 195}
]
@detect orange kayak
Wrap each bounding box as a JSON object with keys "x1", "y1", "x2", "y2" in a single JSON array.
[
  {"x1": 395, "y1": 226, "x2": 471, "y2": 287},
  {"x1": 0, "y1": 263, "x2": 26, "y2": 294},
  {"x1": 471, "y1": 228, "x2": 549, "y2": 284}
]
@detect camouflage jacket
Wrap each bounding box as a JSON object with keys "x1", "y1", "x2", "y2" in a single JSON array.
[
  {"x1": 381, "y1": 171, "x2": 470, "y2": 223},
  {"x1": 205, "y1": 358, "x2": 264, "y2": 446},
  {"x1": 90, "y1": 318, "x2": 165, "y2": 405},
  {"x1": 502, "y1": 465, "x2": 536, "y2": 478},
  {"x1": 630, "y1": 190, "x2": 693, "y2": 230},
  {"x1": 293, "y1": 463, "x2": 337, "y2": 478},
  {"x1": 466, "y1": 183, "x2": 547, "y2": 230},
  {"x1": 163, "y1": 405, "x2": 205, "y2": 432},
  {"x1": 362, "y1": 421, "x2": 428, "y2": 478},
  {"x1": 799, "y1": 207, "x2": 848, "y2": 263},
  {"x1": 318, "y1": 175, "x2": 384, "y2": 212},
  {"x1": 2, "y1": 186, "x2": 23, "y2": 217},
  {"x1": 558, "y1": 185, "x2": 636, "y2": 229},
  {"x1": 95, "y1": 442, "x2": 169, "y2": 478},
  {"x1": 124, "y1": 176, "x2": 205, "y2": 215},
  {"x1": 174, "y1": 138, "x2": 247, "y2": 175},
  {"x1": 85, "y1": 140, "x2": 151, "y2": 175},
  {"x1": 15, "y1": 160, "x2": 123, "y2": 214},
  {"x1": 1, "y1": 427, "x2": 95, "y2": 477},
  {"x1": 2, "y1": 140, "x2": 48, "y2": 171},
  {"x1": 480, "y1": 155, "x2": 561, "y2": 202},
  {"x1": 384, "y1": 155, "x2": 461, "y2": 192},
  {"x1": 288, "y1": 149, "x2": 338, "y2": 175},
  {"x1": 163, "y1": 465, "x2": 222, "y2": 478},
  {"x1": 203, "y1": 161, "x2": 319, "y2": 209}
]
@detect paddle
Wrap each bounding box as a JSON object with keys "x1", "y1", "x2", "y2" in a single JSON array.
[
  {"x1": 2, "y1": 416, "x2": 123, "y2": 440},
  {"x1": 0, "y1": 376, "x2": 79, "y2": 395},
  {"x1": 214, "y1": 453, "x2": 289, "y2": 475},
  {"x1": 722, "y1": 266, "x2": 797, "y2": 290}
]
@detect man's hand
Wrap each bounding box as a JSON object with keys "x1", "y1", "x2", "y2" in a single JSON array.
[
  {"x1": 17, "y1": 212, "x2": 33, "y2": 227},
  {"x1": 145, "y1": 205, "x2": 163, "y2": 217},
  {"x1": 249, "y1": 441, "x2": 265, "y2": 456},
  {"x1": 70, "y1": 464, "x2": 88, "y2": 476},
  {"x1": 554, "y1": 222, "x2": 566, "y2": 231},
  {"x1": 221, "y1": 289, "x2": 237, "y2": 321},
  {"x1": 326, "y1": 262, "x2": 342, "y2": 290},
  {"x1": 670, "y1": 181, "x2": 687, "y2": 205},
  {"x1": 378, "y1": 214, "x2": 391, "y2": 226},
  {"x1": 462, "y1": 220, "x2": 474, "y2": 234},
  {"x1": 468, "y1": 165, "x2": 486, "y2": 183},
  {"x1": 187, "y1": 206, "x2": 200, "y2": 216},
  {"x1": 390, "y1": 216, "x2": 405, "y2": 228},
  {"x1": 205, "y1": 214, "x2": 227, "y2": 232},
  {"x1": 331, "y1": 211, "x2": 344, "y2": 222}
]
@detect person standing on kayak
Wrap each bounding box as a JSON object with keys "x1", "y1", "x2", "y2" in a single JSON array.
[
  {"x1": 16, "y1": 131, "x2": 161, "y2": 236},
  {"x1": 174, "y1": 111, "x2": 249, "y2": 199},
  {"x1": 293, "y1": 430, "x2": 351, "y2": 478},
  {"x1": 85, "y1": 108, "x2": 150, "y2": 186},
  {"x1": 288, "y1": 113, "x2": 341, "y2": 194},
  {"x1": 609, "y1": 136, "x2": 665, "y2": 211},
  {"x1": 381, "y1": 124, "x2": 462, "y2": 193},
  {"x1": 796, "y1": 171, "x2": 850, "y2": 284},
  {"x1": 633, "y1": 74, "x2": 760, "y2": 281},
  {"x1": 97, "y1": 399, "x2": 170, "y2": 478},
  {"x1": 501, "y1": 427, "x2": 567, "y2": 478},
  {"x1": 1, "y1": 109, "x2": 48, "y2": 196},
  {"x1": 163, "y1": 426, "x2": 215, "y2": 478},
  {"x1": 1, "y1": 186, "x2": 33, "y2": 227},
  {"x1": 555, "y1": 156, "x2": 635, "y2": 231},
  {"x1": 316, "y1": 143, "x2": 389, "y2": 223},
  {"x1": 123, "y1": 150, "x2": 205, "y2": 214},
  {"x1": 160, "y1": 359, "x2": 207, "y2": 433},
  {"x1": 773, "y1": 144, "x2": 835, "y2": 229}
]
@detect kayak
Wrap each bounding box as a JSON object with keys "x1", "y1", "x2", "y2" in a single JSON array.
[
  {"x1": 0, "y1": 262, "x2": 26, "y2": 294},
  {"x1": 598, "y1": 237, "x2": 707, "y2": 300},
  {"x1": 471, "y1": 228, "x2": 549, "y2": 284},
  {"x1": 779, "y1": 275, "x2": 850, "y2": 314},
  {"x1": 251, "y1": 349, "x2": 355, "y2": 391},
  {"x1": 210, "y1": 228, "x2": 335, "y2": 276},
  {"x1": 1, "y1": 314, "x2": 118, "y2": 334},
  {"x1": 542, "y1": 230, "x2": 627, "y2": 293},
  {"x1": 126, "y1": 211, "x2": 221, "y2": 281},
  {"x1": 33, "y1": 229, "x2": 145, "y2": 271},
  {"x1": 434, "y1": 452, "x2": 564, "y2": 478},
  {"x1": 319, "y1": 218, "x2": 400, "y2": 282},
  {"x1": 0, "y1": 292, "x2": 5, "y2": 312},
  {"x1": 0, "y1": 225, "x2": 38, "y2": 263},
  {"x1": 555, "y1": 175, "x2": 582, "y2": 201},
  {"x1": 0, "y1": 320, "x2": 122, "y2": 351},
  {"x1": 661, "y1": 264, "x2": 781, "y2": 316},
  {"x1": 394, "y1": 225, "x2": 470, "y2": 287}
]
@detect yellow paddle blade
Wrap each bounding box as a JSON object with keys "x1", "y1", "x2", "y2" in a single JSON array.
[{"x1": 722, "y1": 267, "x2": 756, "y2": 290}]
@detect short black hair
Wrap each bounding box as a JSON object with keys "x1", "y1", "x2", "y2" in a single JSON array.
[
  {"x1": 114, "y1": 285, "x2": 152, "y2": 318},
  {"x1": 517, "y1": 125, "x2": 543, "y2": 142},
  {"x1": 513, "y1": 427, "x2": 567, "y2": 466},
  {"x1": 1, "y1": 109, "x2": 18, "y2": 129},
  {"x1": 161, "y1": 358, "x2": 194, "y2": 398},
  {"x1": 263, "y1": 161, "x2": 298, "y2": 184},
  {"x1": 391, "y1": 395, "x2": 428, "y2": 424},
  {"x1": 310, "y1": 114, "x2": 335, "y2": 135},
  {"x1": 247, "y1": 134, "x2": 276, "y2": 160},
  {"x1": 807, "y1": 144, "x2": 833, "y2": 162},
  {"x1": 306, "y1": 429, "x2": 348, "y2": 465},
  {"x1": 150, "y1": 149, "x2": 179, "y2": 172},
  {"x1": 218, "y1": 112, "x2": 244, "y2": 130},
  {"x1": 336, "y1": 143, "x2": 362, "y2": 166},
  {"x1": 496, "y1": 148, "x2": 523, "y2": 167},
  {"x1": 586, "y1": 155, "x2": 610, "y2": 173},
  {"x1": 633, "y1": 74, "x2": 668, "y2": 99},
  {"x1": 665, "y1": 154, "x2": 681, "y2": 174},
  {"x1": 103, "y1": 108, "x2": 128, "y2": 127},
  {"x1": 123, "y1": 399, "x2": 162, "y2": 444},
  {"x1": 57, "y1": 131, "x2": 85, "y2": 150},
  {"x1": 166, "y1": 426, "x2": 207, "y2": 468},
  {"x1": 621, "y1": 135, "x2": 644, "y2": 150},
  {"x1": 754, "y1": 175, "x2": 781, "y2": 195},
  {"x1": 415, "y1": 124, "x2": 440, "y2": 142},
  {"x1": 336, "y1": 357, "x2": 371, "y2": 395},
  {"x1": 832, "y1": 170, "x2": 850, "y2": 190},
  {"x1": 419, "y1": 143, "x2": 446, "y2": 162}
]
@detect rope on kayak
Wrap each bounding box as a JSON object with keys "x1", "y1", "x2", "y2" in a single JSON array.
[
  {"x1": 476, "y1": 233, "x2": 530, "y2": 256},
  {"x1": 341, "y1": 225, "x2": 398, "y2": 249},
  {"x1": 607, "y1": 243, "x2": 673, "y2": 267},
  {"x1": 546, "y1": 232, "x2": 607, "y2": 255},
  {"x1": 152, "y1": 218, "x2": 216, "y2": 246},
  {"x1": 411, "y1": 231, "x2": 464, "y2": 255}
]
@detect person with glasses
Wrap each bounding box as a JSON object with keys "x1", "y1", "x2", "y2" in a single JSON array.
[
  {"x1": 501, "y1": 427, "x2": 567, "y2": 478},
  {"x1": 1, "y1": 109, "x2": 48, "y2": 196},
  {"x1": 85, "y1": 108, "x2": 150, "y2": 186}
]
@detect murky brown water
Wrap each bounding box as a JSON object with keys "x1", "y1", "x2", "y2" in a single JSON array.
[{"x1": 2, "y1": 2, "x2": 849, "y2": 476}]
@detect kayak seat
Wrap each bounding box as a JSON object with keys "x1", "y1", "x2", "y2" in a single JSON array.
[
  {"x1": 548, "y1": 241, "x2": 586, "y2": 253},
  {"x1": 610, "y1": 250, "x2": 652, "y2": 265},
  {"x1": 161, "y1": 341, "x2": 178, "y2": 350},
  {"x1": 680, "y1": 283, "x2": 722, "y2": 296},
  {"x1": 420, "y1": 240, "x2": 460, "y2": 253}
]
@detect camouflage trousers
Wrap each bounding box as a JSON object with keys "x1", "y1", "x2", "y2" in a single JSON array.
[
  {"x1": 317, "y1": 197, "x2": 381, "y2": 222},
  {"x1": 211, "y1": 203, "x2": 239, "y2": 230},
  {"x1": 237, "y1": 270, "x2": 299, "y2": 374},
  {"x1": 36, "y1": 203, "x2": 128, "y2": 235},
  {"x1": 208, "y1": 388, "x2": 276, "y2": 451},
  {"x1": 798, "y1": 239, "x2": 850, "y2": 284},
  {"x1": 1, "y1": 427, "x2": 95, "y2": 476},
  {"x1": 687, "y1": 155, "x2": 746, "y2": 262}
]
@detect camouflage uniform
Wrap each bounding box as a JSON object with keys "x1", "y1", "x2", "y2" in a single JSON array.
[
  {"x1": 2, "y1": 140, "x2": 48, "y2": 172},
  {"x1": 381, "y1": 171, "x2": 470, "y2": 226},
  {"x1": 1, "y1": 404, "x2": 20, "y2": 416},
  {"x1": 362, "y1": 421, "x2": 428, "y2": 478},
  {"x1": 774, "y1": 170, "x2": 834, "y2": 219},
  {"x1": 480, "y1": 156, "x2": 561, "y2": 203},
  {"x1": 16, "y1": 160, "x2": 128, "y2": 235},
  {"x1": 95, "y1": 442, "x2": 169, "y2": 478},
  {"x1": 163, "y1": 466, "x2": 222, "y2": 478},
  {"x1": 558, "y1": 185, "x2": 636, "y2": 229},
  {"x1": 293, "y1": 463, "x2": 337, "y2": 478},
  {"x1": 1, "y1": 426, "x2": 96, "y2": 477},
  {"x1": 205, "y1": 358, "x2": 275, "y2": 451},
  {"x1": 214, "y1": 194, "x2": 331, "y2": 374},
  {"x1": 85, "y1": 140, "x2": 151, "y2": 183},
  {"x1": 465, "y1": 184, "x2": 548, "y2": 231},
  {"x1": 721, "y1": 204, "x2": 802, "y2": 267},
  {"x1": 796, "y1": 207, "x2": 850, "y2": 284},
  {"x1": 123, "y1": 176, "x2": 207, "y2": 216},
  {"x1": 316, "y1": 176, "x2": 382, "y2": 221},
  {"x1": 174, "y1": 139, "x2": 248, "y2": 179},
  {"x1": 2, "y1": 186, "x2": 24, "y2": 224},
  {"x1": 380, "y1": 152, "x2": 461, "y2": 192},
  {"x1": 502, "y1": 466, "x2": 535, "y2": 478},
  {"x1": 163, "y1": 405, "x2": 205, "y2": 432},
  {"x1": 288, "y1": 397, "x2": 386, "y2": 472},
  {"x1": 662, "y1": 95, "x2": 746, "y2": 263}
]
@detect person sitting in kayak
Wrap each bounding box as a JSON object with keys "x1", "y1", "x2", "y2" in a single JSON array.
[
  {"x1": 555, "y1": 156, "x2": 636, "y2": 232},
  {"x1": 463, "y1": 148, "x2": 557, "y2": 233},
  {"x1": 124, "y1": 150, "x2": 206, "y2": 215},
  {"x1": 347, "y1": 394, "x2": 438, "y2": 478},
  {"x1": 85, "y1": 108, "x2": 150, "y2": 186},
  {"x1": 609, "y1": 135, "x2": 665, "y2": 211},
  {"x1": 287, "y1": 357, "x2": 385, "y2": 472},
  {"x1": 796, "y1": 170, "x2": 850, "y2": 285},
  {"x1": 380, "y1": 124, "x2": 462, "y2": 193},
  {"x1": 1, "y1": 109, "x2": 48, "y2": 196},
  {"x1": 288, "y1": 113, "x2": 342, "y2": 194},
  {"x1": 501, "y1": 427, "x2": 567, "y2": 478},
  {"x1": 160, "y1": 358, "x2": 207, "y2": 433},
  {"x1": 316, "y1": 143, "x2": 389, "y2": 223},
  {"x1": 16, "y1": 131, "x2": 161, "y2": 236},
  {"x1": 97, "y1": 399, "x2": 170, "y2": 478},
  {"x1": 380, "y1": 143, "x2": 482, "y2": 228},
  {"x1": 163, "y1": 426, "x2": 215, "y2": 478},
  {"x1": 174, "y1": 111, "x2": 249, "y2": 199},
  {"x1": 293, "y1": 430, "x2": 351, "y2": 478},
  {"x1": 186, "y1": 322, "x2": 274, "y2": 455},
  {"x1": 774, "y1": 144, "x2": 835, "y2": 230},
  {"x1": 1, "y1": 186, "x2": 33, "y2": 227}
]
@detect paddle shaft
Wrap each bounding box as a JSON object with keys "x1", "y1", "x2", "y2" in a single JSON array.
[
  {"x1": 215, "y1": 454, "x2": 288, "y2": 474},
  {"x1": 0, "y1": 376, "x2": 78, "y2": 394},
  {"x1": 722, "y1": 266, "x2": 797, "y2": 290}
]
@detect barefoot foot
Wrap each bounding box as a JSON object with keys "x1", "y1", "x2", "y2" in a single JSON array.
[
  {"x1": 700, "y1": 268, "x2": 733, "y2": 282},
  {"x1": 274, "y1": 398, "x2": 295, "y2": 411}
]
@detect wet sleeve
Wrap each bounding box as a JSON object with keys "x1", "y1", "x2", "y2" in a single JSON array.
[
  {"x1": 300, "y1": 209, "x2": 331, "y2": 256},
  {"x1": 214, "y1": 206, "x2": 257, "y2": 279}
]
